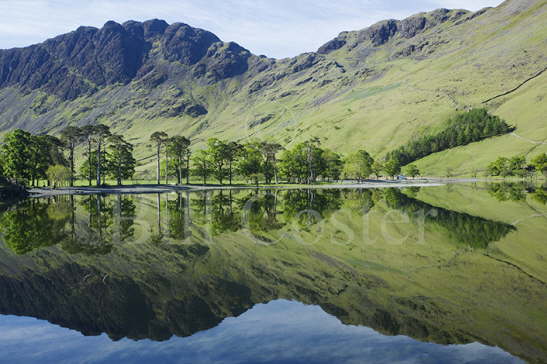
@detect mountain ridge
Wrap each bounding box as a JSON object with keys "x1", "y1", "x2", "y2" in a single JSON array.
[{"x1": 0, "y1": 0, "x2": 545, "y2": 175}]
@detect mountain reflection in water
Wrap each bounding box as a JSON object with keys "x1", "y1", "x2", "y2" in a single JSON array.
[{"x1": 0, "y1": 184, "x2": 545, "y2": 364}]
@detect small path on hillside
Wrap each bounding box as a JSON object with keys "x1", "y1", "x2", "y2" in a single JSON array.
[{"x1": 510, "y1": 132, "x2": 547, "y2": 145}]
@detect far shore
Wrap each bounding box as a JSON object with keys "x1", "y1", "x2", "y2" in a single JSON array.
[{"x1": 26, "y1": 178, "x2": 467, "y2": 197}]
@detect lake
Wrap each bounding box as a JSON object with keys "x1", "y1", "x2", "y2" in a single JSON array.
[{"x1": 0, "y1": 183, "x2": 545, "y2": 364}]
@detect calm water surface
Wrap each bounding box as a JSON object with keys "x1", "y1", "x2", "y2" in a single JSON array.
[{"x1": 0, "y1": 183, "x2": 545, "y2": 364}]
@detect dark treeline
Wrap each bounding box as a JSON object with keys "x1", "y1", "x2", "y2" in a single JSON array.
[
  {"x1": 382, "y1": 188, "x2": 516, "y2": 248},
  {"x1": 387, "y1": 108, "x2": 514, "y2": 166}
]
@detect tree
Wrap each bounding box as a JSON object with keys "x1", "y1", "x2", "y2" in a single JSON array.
[
  {"x1": 259, "y1": 142, "x2": 283, "y2": 184},
  {"x1": 0, "y1": 129, "x2": 34, "y2": 184},
  {"x1": 372, "y1": 161, "x2": 384, "y2": 179},
  {"x1": 92, "y1": 125, "x2": 111, "y2": 186},
  {"x1": 279, "y1": 148, "x2": 307, "y2": 183},
  {"x1": 237, "y1": 143, "x2": 263, "y2": 186},
  {"x1": 226, "y1": 141, "x2": 244, "y2": 185},
  {"x1": 384, "y1": 159, "x2": 401, "y2": 179},
  {"x1": 80, "y1": 125, "x2": 96, "y2": 186},
  {"x1": 279, "y1": 140, "x2": 326, "y2": 184},
  {"x1": 531, "y1": 153, "x2": 547, "y2": 178},
  {"x1": 488, "y1": 157, "x2": 510, "y2": 177},
  {"x1": 47, "y1": 165, "x2": 71, "y2": 187},
  {"x1": 323, "y1": 149, "x2": 343, "y2": 182},
  {"x1": 150, "y1": 131, "x2": 169, "y2": 185},
  {"x1": 403, "y1": 164, "x2": 420, "y2": 179},
  {"x1": 30, "y1": 134, "x2": 66, "y2": 186},
  {"x1": 79, "y1": 150, "x2": 103, "y2": 184},
  {"x1": 167, "y1": 136, "x2": 191, "y2": 185},
  {"x1": 304, "y1": 137, "x2": 322, "y2": 184},
  {"x1": 106, "y1": 135, "x2": 136, "y2": 185},
  {"x1": 60, "y1": 126, "x2": 82, "y2": 186},
  {"x1": 343, "y1": 150, "x2": 374, "y2": 181},
  {"x1": 206, "y1": 138, "x2": 230, "y2": 185},
  {"x1": 508, "y1": 155, "x2": 526, "y2": 177},
  {"x1": 192, "y1": 150, "x2": 212, "y2": 185},
  {"x1": 0, "y1": 130, "x2": 64, "y2": 186}
]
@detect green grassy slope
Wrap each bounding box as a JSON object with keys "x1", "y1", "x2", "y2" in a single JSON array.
[{"x1": 0, "y1": 0, "x2": 545, "y2": 176}]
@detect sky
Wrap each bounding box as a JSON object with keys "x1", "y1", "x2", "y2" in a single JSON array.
[
  {"x1": 0, "y1": 0, "x2": 504, "y2": 58},
  {"x1": 0, "y1": 300, "x2": 519, "y2": 363}
]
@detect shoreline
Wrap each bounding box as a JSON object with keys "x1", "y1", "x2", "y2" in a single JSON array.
[{"x1": 27, "y1": 179, "x2": 454, "y2": 197}]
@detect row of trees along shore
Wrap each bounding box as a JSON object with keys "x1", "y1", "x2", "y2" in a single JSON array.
[
  {"x1": 487, "y1": 153, "x2": 547, "y2": 178},
  {"x1": 1, "y1": 125, "x2": 420, "y2": 188}
]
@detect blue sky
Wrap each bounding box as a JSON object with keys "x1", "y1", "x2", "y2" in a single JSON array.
[{"x1": 0, "y1": 0, "x2": 504, "y2": 58}]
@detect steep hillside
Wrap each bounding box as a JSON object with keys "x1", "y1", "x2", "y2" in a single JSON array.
[{"x1": 0, "y1": 0, "x2": 545, "y2": 175}]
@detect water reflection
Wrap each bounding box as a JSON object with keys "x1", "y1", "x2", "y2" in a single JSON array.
[
  {"x1": 0, "y1": 187, "x2": 518, "y2": 254},
  {"x1": 0, "y1": 184, "x2": 545, "y2": 363}
]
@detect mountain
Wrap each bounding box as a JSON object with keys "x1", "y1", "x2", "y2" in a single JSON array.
[{"x1": 0, "y1": 0, "x2": 545, "y2": 175}]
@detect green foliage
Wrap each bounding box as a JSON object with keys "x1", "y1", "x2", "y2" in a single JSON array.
[
  {"x1": 403, "y1": 164, "x2": 420, "y2": 178},
  {"x1": 0, "y1": 129, "x2": 66, "y2": 186},
  {"x1": 343, "y1": 150, "x2": 374, "y2": 180},
  {"x1": 388, "y1": 109, "x2": 515, "y2": 166},
  {"x1": 531, "y1": 153, "x2": 547, "y2": 177},
  {"x1": 236, "y1": 142, "x2": 264, "y2": 185},
  {"x1": 167, "y1": 135, "x2": 191, "y2": 184},
  {"x1": 79, "y1": 151, "x2": 104, "y2": 183},
  {"x1": 487, "y1": 182, "x2": 527, "y2": 202},
  {"x1": 106, "y1": 135, "x2": 136, "y2": 185},
  {"x1": 488, "y1": 155, "x2": 527, "y2": 177},
  {"x1": 323, "y1": 149, "x2": 343, "y2": 181},
  {"x1": 257, "y1": 141, "x2": 283, "y2": 184},
  {"x1": 192, "y1": 150, "x2": 212, "y2": 184},
  {"x1": 384, "y1": 159, "x2": 402, "y2": 178},
  {"x1": 47, "y1": 165, "x2": 71, "y2": 187},
  {"x1": 278, "y1": 139, "x2": 328, "y2": 183},
  {"x1": 206, "y1": 138, "x2": 230, "y2": 185},
  {"x1": 150, "y1": 131, "x2": 169, "y2": 184},
  {"x1": 0, "y1": 199, "x2": 69, "y2": 254},
  {"x1": 372, "y1": 161, "x2": 384, "y2": 178},
  {"x1": 60, "y1": 126, "x2": 83, "y2": 186},
  {"x1": 0, "y1": 129, "x2": 34, "y2": 183}
]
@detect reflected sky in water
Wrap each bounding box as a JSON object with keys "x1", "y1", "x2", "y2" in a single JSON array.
[{"x1": 0, "y1": 300, "x2": 520, "y2": 364}]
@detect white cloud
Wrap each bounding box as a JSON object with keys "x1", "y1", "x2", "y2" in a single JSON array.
[{"x1": 0, "y1": 0, "x2": 504, "y2": 57}]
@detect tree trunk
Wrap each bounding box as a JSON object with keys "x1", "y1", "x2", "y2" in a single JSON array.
[
  {"x1": 165, "y1": 149, "x2": 169, "y2": 185},
  {"x1": 156, "y1": 144, "x2": 161, "y2": 185},
  {"x1": 186, "y1": 155, "x2": 190, "y2": 185},
  {"x1": 96, "y1": 141, "x2": 101, "y2": 186},
  {"x1": 69, "y1": 143, "x2": 75, "y2": 187},
  {"x1": 87, "y1": 139, "x2": 92, "y2": 186},
  {"x1": 229, "y1": 161, "x2": 232, "y2": 185}
]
